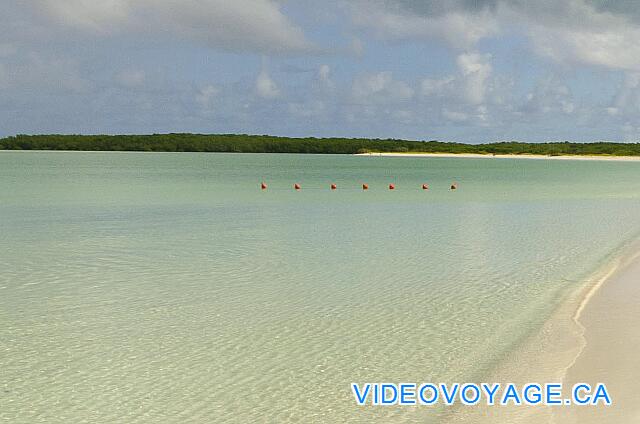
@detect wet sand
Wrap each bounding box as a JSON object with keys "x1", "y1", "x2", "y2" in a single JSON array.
[
  {"x1": 555, "y1": 250, "x2": 640, "y2": 423},
  {"x1": 445, "y1": 244, "x2": 640, "y2": 423}
]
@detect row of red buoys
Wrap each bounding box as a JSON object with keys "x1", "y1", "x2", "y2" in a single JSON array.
[{"x1": 261, "y1": 182, "x2": 458, "y2": 190}]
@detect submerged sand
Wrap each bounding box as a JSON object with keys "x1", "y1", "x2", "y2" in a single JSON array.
[
  {"x1": 445, "y1": 242, "x2": 640, "y2": 423},
  {"x1": 556, "y1": 250, "x2": 640, "y2": 423},
  {"x1": 356, "y1": 152, "x2": 640, "y2": 161}
]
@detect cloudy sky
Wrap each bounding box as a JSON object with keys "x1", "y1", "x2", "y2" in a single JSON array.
[{"x1": 3, "y1": 0, "x2": 640, "y2": 142}]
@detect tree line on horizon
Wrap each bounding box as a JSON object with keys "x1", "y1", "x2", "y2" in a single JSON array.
[{"x1": 1, "y1": 134, "x2": 640, "y2": 156}]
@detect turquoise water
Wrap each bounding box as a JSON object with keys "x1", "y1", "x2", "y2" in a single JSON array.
[{"x1": 1, "y1": 152, "x2": 640, "y2": 423}]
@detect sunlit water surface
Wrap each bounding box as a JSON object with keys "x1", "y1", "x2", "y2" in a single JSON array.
[{"x1": 1, "y1": 152, "x2": 640, "y2": 423}]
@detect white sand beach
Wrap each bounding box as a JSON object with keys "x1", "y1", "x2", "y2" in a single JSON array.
[
  {"x1": 446, "y1": 242, "x2": 640, "y2": 423},
  {"x1": 356, "y1": 152, "x2": 640, "y2": 161},
  {"x1": 556, "y1": 249, "x2": 640, "y2": 423}
]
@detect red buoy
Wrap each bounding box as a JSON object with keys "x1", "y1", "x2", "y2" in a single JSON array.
[
  {"x1": 330, "y1": 183, "x2": 337, "y2": 190},
  {"x1": 294, "y1": 183, "x2": 301, "y2": 190},
  {"x1": 389, "y1": 183, "x2": 395, "y2": 190},
  {"x1": 422, "y1": 184, "x2": 429, "y2": 190},
  {"x1": 261, "y1": 182, "x2": 267, "y2": 190},
  {"x1": 362, "y1": 183, "x2": 369, "y2": 190}
]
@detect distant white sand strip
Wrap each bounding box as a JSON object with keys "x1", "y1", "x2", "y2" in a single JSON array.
[{"x1": 356, "y1": 152, "x2": 640, "y2": 161}]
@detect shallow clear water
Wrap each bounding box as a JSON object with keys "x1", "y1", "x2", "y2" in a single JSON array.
[{"x1": 1, "y1": 152, "x2": 640, "y2": 423}]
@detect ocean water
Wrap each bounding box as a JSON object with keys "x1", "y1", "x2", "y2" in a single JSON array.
[{"x1": 1, "y1": 151, "x2": 640, "y2": 423}]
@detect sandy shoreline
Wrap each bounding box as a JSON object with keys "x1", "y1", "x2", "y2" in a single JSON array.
[
  {"x1": 2, "y1": 150, "x2": 640, "y2": 161},
  {"x1": 446, "y1": 239, "x2": 640, "y2": 423},
  {"x1": 362, "y1": 148, "x2": 640, "y2": 422},
  {"x1": 556, "y1": 246, "x2": 640, "y2": 423},
  {"x1": 356, "y1": 152, "x2": 640, "y2": 161}
]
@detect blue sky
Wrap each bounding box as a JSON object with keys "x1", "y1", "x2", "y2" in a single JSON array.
[{"x1": 2, "y1": 0, "x2": 640, "y2": 142}]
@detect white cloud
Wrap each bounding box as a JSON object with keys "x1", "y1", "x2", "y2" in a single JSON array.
[
  {"x1": 256, "y1": 70, "x2": 280, "y2": 99},
  {"x1": 28, "y1": 0, "x2": 312, "y2": 54},
  {"x1": 348, "y1": 0, "x2": 640, "y2": 71},
  {"x1": 345, "y1": 72, "x2": 416, "y2": 127},
  {"x1": 456, "y1": 53, "x2": 492, "y2": 105},
  {"x1": 351, "y1": 72, "x2": 414, "y2": 103},
  {"x1": 517, "y1": 2, "x2": 640, "y2": 72},
  {"x1": 2, "y1": 0, "x2": 639, "y2": 142},
  {"x1": 116, "y1": 69, "x2": 146, "y2": 88},
  {"x1": 318, "y1": 64, "x2": 331, "y2": 82},
  {"x1": 608, "y1": 72, "x2": 640, "y2": 119},
  {"x1": 196, "y1": 85, "x2": 219, "y2": 109},
  {"x1": 417, "y1": 52, "x2": 505, "y2": 126},
  {"x1": 420, "y1": 53, "x2": 493, "y2": 107},
  {"x1": 562, "y1": 102, "x2": 575, "y2": 114},
  {"x1": 37, "y1": 0, "x2": 131, "y2": 32},
  {"x1": 520, "y1": 76, "x2": 575, "y2": 116},
  {"x1": 420, "y1": 77, "x2": 455, "y2": 101},
  {"x1": 314, "y1": 64, "x2": 336, "y2": 92},
  {"x1": 349, "y1": 1, "x2": 499, "y2": 49}
]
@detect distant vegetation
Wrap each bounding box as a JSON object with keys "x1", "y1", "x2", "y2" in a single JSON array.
[{"x1": 1, "y1": 134, "x2": 640, "y2": 156}]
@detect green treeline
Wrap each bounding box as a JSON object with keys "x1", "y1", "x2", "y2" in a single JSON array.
[{"x1": 1, "y1": 134, "x2": 640, "y2": 156}]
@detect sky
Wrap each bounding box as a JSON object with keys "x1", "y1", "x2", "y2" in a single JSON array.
[{"x1": 3, "y1": 0, "x2": 640, "y2": 142}]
